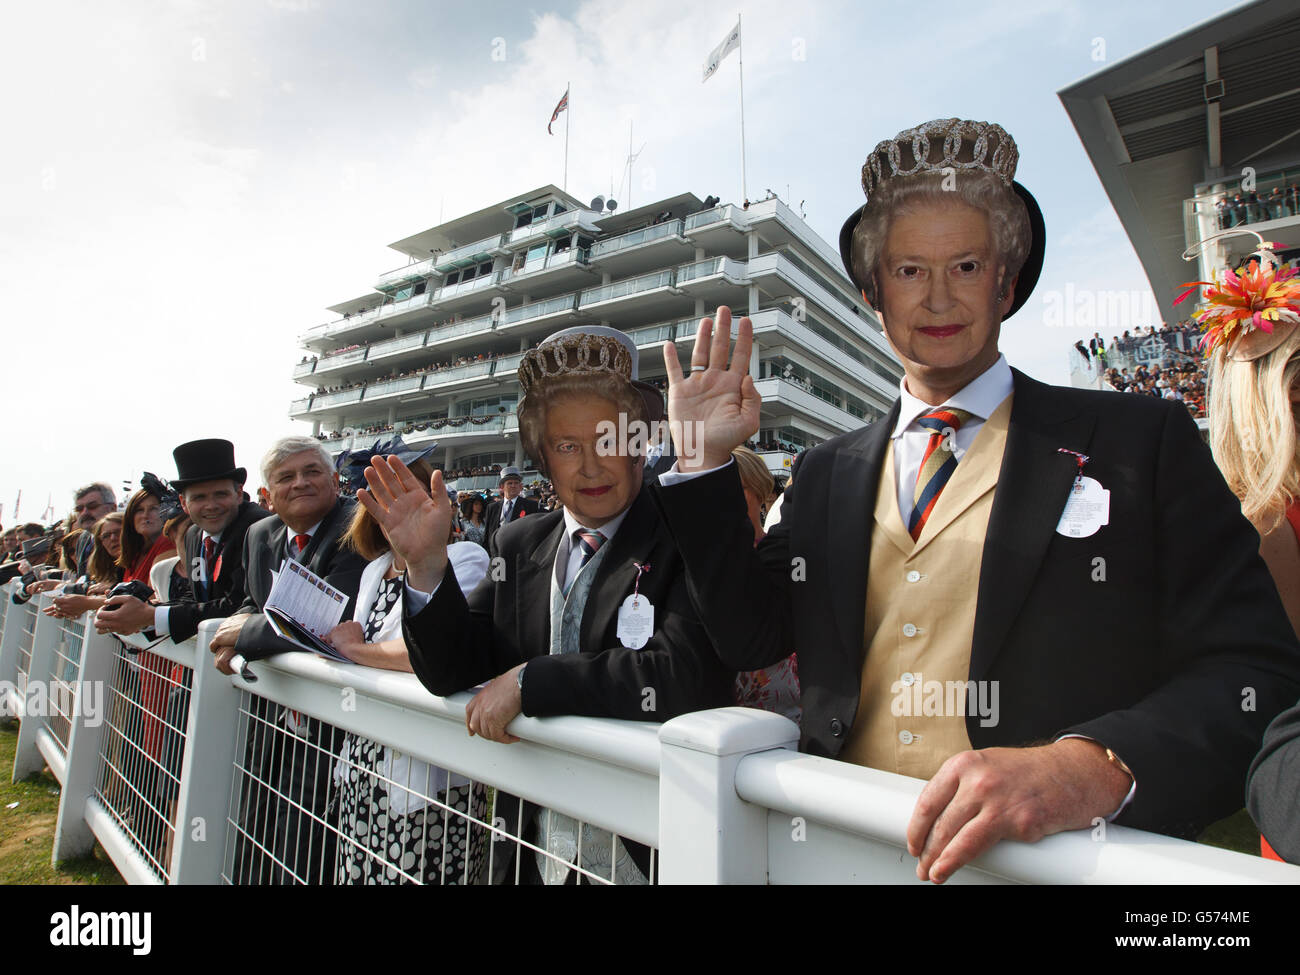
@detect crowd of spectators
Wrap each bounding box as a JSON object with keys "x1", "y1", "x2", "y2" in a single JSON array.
[
  {"x1": 1071, "y1": 321, "x2": 1209, "y2": 420},
  {"x1": 311, "y1": 352, "x2": 502, "y2": 398},
  {"x1": 1215, "y1": 185, "x2": 1300, "y2": 228}
]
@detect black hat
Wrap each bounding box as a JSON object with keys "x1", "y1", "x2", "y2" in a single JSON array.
[{"x1": 172, "y1": 439, "x2": 247, "y2": 491}]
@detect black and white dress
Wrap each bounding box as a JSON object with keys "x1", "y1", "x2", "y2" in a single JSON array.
[{"x1": 333, "y1": 573, "x2": 487, "y2": 884}]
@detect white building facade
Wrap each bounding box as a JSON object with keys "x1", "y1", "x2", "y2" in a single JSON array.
[{"x1": 290, "y1": 184, "x2": 903, "y2": 489}]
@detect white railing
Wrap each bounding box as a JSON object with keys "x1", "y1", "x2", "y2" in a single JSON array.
[
  {"x1": 590, "y1": 219, "x2": 684, "y2": 258},
  {"x1": 2, "y1": 579, "x2": 1297, "y2": 885},
  {"x1": 375, "y1": 257, "x2": 437, "y2": 291},
  {"x1": 579, "y1": 269, "x2": 676, "y2": 307},
  {"x1": 435, "y1": 233, "x2": 508, "y2": 271}
]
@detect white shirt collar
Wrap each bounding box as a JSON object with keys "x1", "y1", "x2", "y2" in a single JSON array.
[
  {"x1": 561, "y1": 504, "x2": 632, "y2": 545},
  {"x1": 892, "y1": 354, "x2": 1014, "y2": 439}
]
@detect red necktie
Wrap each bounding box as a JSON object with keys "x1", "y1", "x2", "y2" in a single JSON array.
[{"x1": 293, "y1": 533, "x2": 311, "y2": 557}]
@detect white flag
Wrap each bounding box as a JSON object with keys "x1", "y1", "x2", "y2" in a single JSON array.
[{"x1": 701, "y1": 20, "x2": 740, "y2": 83}]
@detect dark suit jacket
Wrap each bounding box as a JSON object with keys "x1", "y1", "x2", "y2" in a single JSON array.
[
  {"x1": 1248, "y1": 698, "x2": 1300, "y2": 860},
  {"x1": 652, "y1": 368, "x2": 1300, "y2": 839},
  {"x1": 234, "y1": 498, "x2": 367, "y2": 660},
  {"x1": 403, "y1": 485, "x2": 732, "y2": 721},
  {"x1": 163, "y1": 500, "x2": 271, "y2": 643},
  {"x1": 484, "y1": 495, "x2": 540, "y2": 552}
]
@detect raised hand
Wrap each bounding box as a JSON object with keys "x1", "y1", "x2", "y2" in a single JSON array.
[
  {"x1": 663, "y1": 305, "x2": 761, "y2": 472},
  {"x1": 355, "y1": 455, "x2": 451, "y2": 592}
]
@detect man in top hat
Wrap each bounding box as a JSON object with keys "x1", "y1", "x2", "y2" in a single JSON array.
[
  {"x1": 652, "y1": 118, "x2": 1300, "y2": 882},
  {"x1": 96, "y1": 439, "x2": 272, "y2": 642},
  {"x1": 483, "y1": 465, "x2": 539, "y2": 551}
]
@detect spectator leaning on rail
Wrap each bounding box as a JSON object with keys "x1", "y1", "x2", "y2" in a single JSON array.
[
  {"x1": 358, "y1": 325, "x2": 732, "y2": 884},
  {"x1": 323, "y1": 435, "x2": 492, "y2": 885},
  {"x1": 95, "y1": 439, "x2": 271, "y2": 643},
  {"x1": 651, "y1": 117, "x2": 1300, "y2": 884},
  {"x1": 20, "y1": 483, "x2": 115, "y2": 596},
  {"x1": 208, "y1": 435, "x2": 366, "y2": 885}
]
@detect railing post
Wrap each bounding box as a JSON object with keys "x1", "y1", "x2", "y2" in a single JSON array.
[
  {"x1": 657, "y1": 707, "x2": 799, "y2": 884},
  {"x1": 52, "y1": 624, "x2": 117, "y2": 863},
  {"x1": 0, "y1": 583, "x2": 24, "y2": 709},
  {"x1": 168, "y1": 620, "x2": 239, "y2": 884},
  {"x1": 12, "y1": 596, "x2": 60, "y2": 780}
]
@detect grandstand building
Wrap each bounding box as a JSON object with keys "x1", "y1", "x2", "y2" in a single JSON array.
[
  {"x1": 289, "y1": 185, "x2": 904, "y2": 489},
  {"x1": 1059, "y1": 0, "x2": 1300, "y2": 328}
]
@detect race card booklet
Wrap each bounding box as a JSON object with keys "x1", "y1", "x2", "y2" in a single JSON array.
[{"x1": 263, "y1": 558, "x2": 352, "y2": 663}]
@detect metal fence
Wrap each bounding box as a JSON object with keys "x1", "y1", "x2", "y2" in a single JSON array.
[{"x1": 1, "y1": 581, "x2": 1298, "y2": 885}]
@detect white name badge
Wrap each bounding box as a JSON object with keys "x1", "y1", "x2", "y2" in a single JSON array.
[
  {"x1": 616, "y1": 593, "x2": 654, "y2": 649},
  {"x1": 1056, "y1": 476, "x2": 1110, "y2": 538}
]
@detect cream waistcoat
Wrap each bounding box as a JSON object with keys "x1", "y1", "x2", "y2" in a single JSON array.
[{"x1": 840, "y1": 395, "x2": 1013, "y2": 779}]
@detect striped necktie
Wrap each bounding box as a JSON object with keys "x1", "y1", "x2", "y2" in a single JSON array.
[
  {"x1": 564, "y1": 529, "x2": 605, "y2": 596},
  {"x1": 908, "y1": 407, "x2": 974, "y2": 541}
]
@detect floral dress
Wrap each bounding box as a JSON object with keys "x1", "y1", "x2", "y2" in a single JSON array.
[
  {"x1": 333, "y1": 575, "x2": 488, "y2": 884},
  {"x1": 461, "y1": 520, "x2": 487, "y2": 549}
]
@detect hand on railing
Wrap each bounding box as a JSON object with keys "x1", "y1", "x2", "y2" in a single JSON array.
[
  {"x1": 906, "y1": 738, "x2": 1134, "y2": 884},
  {"x1": 93, "y1": 594, "x2": 154, "y2": 635},
  {"x1": 46, "y1": 593, "x2": 104, "y2": 619},
  {"x1": 209, "y1": 613, "x2": 253, "y2": 674},
  {"x1": 465, "y1": 664, "x2": 525, "y2": 744}
]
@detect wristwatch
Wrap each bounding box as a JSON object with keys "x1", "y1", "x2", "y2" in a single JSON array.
[{"x1": 516, "y1": 663, "x2": 526, "y2": 691}]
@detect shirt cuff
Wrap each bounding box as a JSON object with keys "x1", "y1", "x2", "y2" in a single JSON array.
[
  {"x1": 1056, "y1": 733, "x2": 1136, "y2": 821},
  {"x1": 153, "y1": 605, "x2": 171, "y2": 636},
  {"x1": 403, "y1": 579, "x2": 440, "y2": 613},
  {"x1": 657, "y1": 457, "x2": 735, "y2": 486}
]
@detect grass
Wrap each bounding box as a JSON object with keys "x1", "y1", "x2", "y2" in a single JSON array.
[
  {"x1": 1198, "y1": 807, "x2": 1261, "y2": 857},
  {"x1": 0, "y1": 718, "x2": 123, "y2": 884}
]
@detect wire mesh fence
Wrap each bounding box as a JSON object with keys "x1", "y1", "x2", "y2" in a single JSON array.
[
  {"x1": 93, "y1": 639, "x2": 194, "y2": 882},
  {"x1": 221, "y1": 688, "x2": 657, "y2": 885},
  {"x1": 43, "y1": 616, "x2": 87, "y2": 757}
]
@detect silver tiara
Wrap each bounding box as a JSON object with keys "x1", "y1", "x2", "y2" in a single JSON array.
[
  {"x1": 517, "y1": 333, "x2": 633, "y2": 396},
  {"x1": 862, "y1": 118, "x2": 1018, "y2": 202}
]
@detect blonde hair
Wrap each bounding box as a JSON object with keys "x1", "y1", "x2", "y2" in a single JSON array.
[
  {"x1": 732, "y1": 445, "x2": 774, "y2": 500},
  {"x1": 1207, "y1": 327, "x2": 1300, "y2": 532}
]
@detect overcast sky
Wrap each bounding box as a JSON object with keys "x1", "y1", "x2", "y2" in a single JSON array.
[{"x1": 0, "y1": 0, "x2": 1241, "y2": 522}]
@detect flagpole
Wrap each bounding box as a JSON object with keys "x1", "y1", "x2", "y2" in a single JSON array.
[
  {"x1": 737, "y1": 12, "x2": 748, "y2": 204},
  {"x1": 564, "y1": 82, "x2": 570, "y2": 192}
]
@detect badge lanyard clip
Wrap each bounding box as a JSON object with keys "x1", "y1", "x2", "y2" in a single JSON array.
[
  {"x1": 1057, "y1": 448, "x2": 1090, "y2": 487},
  {"x1": 631, "y1": 561, "x2": 651, "y2": 608}
]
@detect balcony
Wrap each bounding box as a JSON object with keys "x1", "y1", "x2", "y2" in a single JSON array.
[
  {"x1": 311, "y1": 388, "x2": 366, "y2": 411},
  {"x1": 499, "y1": 246, "x2": 594, "y2": 290},
  {"x1": 316, "y1": 346, "x2": 369, "y2": 372},
  {"x1": 433, "y1": 233, "x2": 508, "y2": 272},
  {"x1": 366, "y1": 330, "x2": 428, "y2": 364},
  {"x1": 375, "y1": 257, "x2": 437, "y2": 291},
  {"x1": 425, "y1": 313, "x2": 497, "y2": 349},
  {"x1": 493, "y1": 293, "x2": 579, "y2": 335},
  {"x1": 421, "y1": 360, "x2": 495, "y2": 390},
  {"x1": 434, "y1": 270, "x2": 502, "y2": 302},
  {"x1": 289, "y1": 397, "x2": 313, "y2": 417},
  {"x1": 508, "y1": 208, "x2": 601, "y2": 246},
  {"x1": 588, "y1": 218, "x2": 694, "y2": 276},
  {"x1": 363, "y1": 375, "x2": 424, "y2": 402},
  {"x1": 293, "y1": 360, "x2": 315, "y2": 379}
]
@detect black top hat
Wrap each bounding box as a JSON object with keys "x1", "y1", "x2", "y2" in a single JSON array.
[
  {"x1": 172, "y1": 439, "x2": 247, "y2": 491},
  {"x1": 838, "y1": 181, "x2": 1045, "y2": 323}
]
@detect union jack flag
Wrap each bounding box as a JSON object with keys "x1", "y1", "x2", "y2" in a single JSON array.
[{"x1": 547, "y1": 87, "x2": 569, "y2": 135}]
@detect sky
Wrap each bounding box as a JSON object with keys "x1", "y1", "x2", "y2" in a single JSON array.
[{"x1": 0, "y1": 0, "x2": 1244, "y2": 523}]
